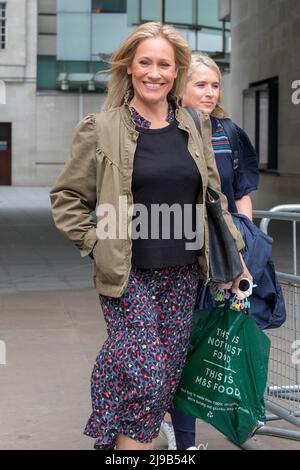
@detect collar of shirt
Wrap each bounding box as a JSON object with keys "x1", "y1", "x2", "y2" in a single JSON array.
[{"x1": 129, "y1": 102, "x2": 175, "y2": 129}]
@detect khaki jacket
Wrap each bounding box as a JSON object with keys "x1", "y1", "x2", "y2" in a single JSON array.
[{"x1": 50, "y1": 101, "x2": 244, "y2": 297}]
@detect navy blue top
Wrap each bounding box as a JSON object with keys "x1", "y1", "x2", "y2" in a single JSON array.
[{"x1": 211, "y1": 117, "x2": 259, "y2": 213}]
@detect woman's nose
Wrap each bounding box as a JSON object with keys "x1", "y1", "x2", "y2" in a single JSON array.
[
  {"x1": 148, "y1": 65, "x2": 160, "y2": 79},
  {"x1": 205, "y1": 86, "x2": 214, "y2": 96}
]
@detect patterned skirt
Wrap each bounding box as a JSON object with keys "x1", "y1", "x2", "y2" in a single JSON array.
[{"x1": 83, "y1": 263, "x2": 200, "y2": 449}]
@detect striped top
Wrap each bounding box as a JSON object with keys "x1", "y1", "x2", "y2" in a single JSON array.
[
  {"x1": 211, "y1": 119, "x2": 237, "y2": 213},
  {"x1": 212, "y1": 121, "x2": 232, "y2": 156},
  {"x1": 210, "y1": 118, "x2": 259, "y2": 214}
]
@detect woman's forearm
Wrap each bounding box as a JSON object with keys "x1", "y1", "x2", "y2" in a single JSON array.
[{"x1": 235, "y1": 194, "x2": 253, "y2": 220}]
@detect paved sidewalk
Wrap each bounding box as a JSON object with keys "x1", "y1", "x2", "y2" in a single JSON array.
[
  {"x1": 0, "y1": 186, "x2": 93, "y2": 295},
  {"x1": 1, "y1": 288, "x2": 239, "y2": 450},
  {"x1": 0, "y1": 183, "x2": 300, "y2": 450},
  {"x1": 1, "y1": 288, "x2": 299, "y2": 450}
]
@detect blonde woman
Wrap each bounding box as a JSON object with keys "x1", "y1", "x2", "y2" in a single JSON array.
[
  {"x1": 169, "y1": 53, "x2": 259, "y2": 450},
  {"x1": 50, "y1": 26, "x2": 248, "y2": 451},
  {"x1": 183, "y1": 54, "x2": 258, "y2": 218}
]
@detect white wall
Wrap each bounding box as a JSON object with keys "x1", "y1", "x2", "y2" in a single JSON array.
[
  {"x1": 0, "y1": 1, "x2": 38, "y2": 185},
  {"x1": 35, "y1": 92, "x2": 106, "y2": 186},
  {"x1": 3, "y1": 82, "x2": 37, "y2": 185},
  {"x1": 3, "y1": 86, "x2": 106, "y2": 186},
  {"x1": 0, "y1": 0, "x2": 37, "y2": 81}
]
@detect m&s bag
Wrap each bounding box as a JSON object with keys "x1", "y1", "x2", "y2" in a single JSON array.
[{"x1": 173, "y1": 305, "x2": 270, "y2": 445}]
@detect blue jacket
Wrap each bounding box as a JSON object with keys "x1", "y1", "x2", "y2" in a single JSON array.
[{"x1": 198, "y1": 213, "x2": 286, "y2": 329}]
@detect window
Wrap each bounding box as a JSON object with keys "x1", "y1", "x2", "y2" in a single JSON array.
[
  {"x1": 92, "y1": 0, "x2": 127, "y2": 13},
  {"x1": 37, "y1": 56, "x2": 109, "y2": 90},
  {"x1": 0, "y1": 2, "x2": 6, "y2": 50}
]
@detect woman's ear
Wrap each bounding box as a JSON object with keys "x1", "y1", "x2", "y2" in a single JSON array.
[
  {"x1": 127, "y1": 65, "x2": 132, "y2": 75},
  {"x1": 174, "y1": 64, "x2": 178, "y2": 79}
]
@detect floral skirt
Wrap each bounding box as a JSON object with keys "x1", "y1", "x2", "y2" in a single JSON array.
[{"x1": 83, "y1": 263, "x2": 200, "y2": 449}]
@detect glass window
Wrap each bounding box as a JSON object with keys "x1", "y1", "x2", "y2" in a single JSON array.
[
  {"x1": 37, "y1": 56, "x2": 58, "y2": 89},
  {"x1": 0, "y1": 2, "x2": 6, "y2": 50},
  {"x1": 90, "y1": 61, "x2": 108, "y2": 73},
  {"x1": 225, "y1": 29, "x2": 231, "y2": 54},
  {"x1": 165, "y1": 0, "x2": 194, "y2": 25},
  {"x1": 92, "y1": 0, "x2": 127, "y2": 13},
  {"x1": 61, "y1": 61, "x2": 90, "y2": 73},
  {"x1": 57, "y1": 12, "x2": 91, "y2": 60},
  {"x1": 141, "y1": 0, "x2": 161, "y2": 21},
  {"x1": 37, "y1": 56, "x2": 110, "y2": 90},
  {"x1": 197, "y1": 0, "x2": 223, "y2": 28},
  {"x1": 127, "y1": 0, "x2": 139, "y2": 24},
  {"x1": 197, "y1": 28, "x2": 222, "y2": 53},
  {"x1": 57, "y1": 0, "x2": 91, "y2": 13},
  {"x1": 92, "y1": 13, "x2": 134, "y2": 57}
]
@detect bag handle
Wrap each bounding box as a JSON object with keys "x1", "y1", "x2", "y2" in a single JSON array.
[
  {"x1": 210, "y1": 284, "x2": 251, "y2": 313},
  {"x1": 186, "y1": 107, "x2": 202, "y2": 136}
]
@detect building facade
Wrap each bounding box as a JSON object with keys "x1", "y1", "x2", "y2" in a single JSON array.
[
  {"x1": 227, "y1": 0, "x2": 300, "y2": 175},
  {"x1": 1, "y1": 0, "x2": 299, "y2": 186},
  {"x1": 0, "y1": 0, "x2": 133, "y2": 186},
  {"x1": 128, "y1": 0, "x2": 300, "y2": 176},
  {"x1": 0, "y1": 0, "x2": 37, "y2": 185},
  {"x1": 1, "y1": 0, "x2": 232, "y2": 186}
]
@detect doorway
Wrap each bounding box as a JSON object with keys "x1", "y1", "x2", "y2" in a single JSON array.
[
  {"x1": 243, "y1": 77, "x2": 278, "y2": 172},
  {"x1": 0, "y1": 123, "x2": 12, "y2": 185}
]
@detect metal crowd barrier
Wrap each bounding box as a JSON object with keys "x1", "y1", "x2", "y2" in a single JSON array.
[{"x1": 241, "y1": 205, "x2": 300, "y2": 449}]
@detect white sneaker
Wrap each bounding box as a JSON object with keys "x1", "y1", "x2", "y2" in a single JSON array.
[
  {"x1": 159, "y1": 420, "x2": 177, "y2": 450},
  {"x1": 186, "y1": 446, "x2": 198, "y2": 450}
]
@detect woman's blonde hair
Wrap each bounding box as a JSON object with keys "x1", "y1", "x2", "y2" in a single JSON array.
[
  {"x1": 103, "y1": 22, "x2": 191, "y2": 110},
  {"x1": 186, "y1": 53, "x2": 228, "y2": 118}
]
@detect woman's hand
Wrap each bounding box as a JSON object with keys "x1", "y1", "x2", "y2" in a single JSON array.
[{"x1": 231, "y1": 253, "x2": 253, "y2": 294}]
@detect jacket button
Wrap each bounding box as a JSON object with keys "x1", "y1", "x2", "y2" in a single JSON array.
[
  {"x1": 195, "y1": 152, "x2": 200, "y2": 158},
  {"x1": 185, "y1": 124, "x2": 189, "y2": 129}
]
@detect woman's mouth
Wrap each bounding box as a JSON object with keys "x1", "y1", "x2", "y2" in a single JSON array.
[{"x1": 143, "y1": 82, "x2": 164, "y2": 89}]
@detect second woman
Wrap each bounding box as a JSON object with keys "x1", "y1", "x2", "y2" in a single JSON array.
[{"x1": 169, "y1": 53, "x2": 259, "y2": 451}]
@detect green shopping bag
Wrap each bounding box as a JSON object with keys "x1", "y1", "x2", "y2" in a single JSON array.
[{"x1": 173, "y1": 305, "x2": 270, "y2": 445}]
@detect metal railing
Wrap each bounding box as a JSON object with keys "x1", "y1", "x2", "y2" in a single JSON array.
[{"x1": 241, "y1": 205, "x2": 300, "y2": 449}]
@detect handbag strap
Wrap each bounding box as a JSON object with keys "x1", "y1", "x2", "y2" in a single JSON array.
[
  {"x1": 220, "y1": 118, "x2": 239, "y2": 185},
  {"x1": 186, "y1": 107, "x2": 202, "y2": 136}
]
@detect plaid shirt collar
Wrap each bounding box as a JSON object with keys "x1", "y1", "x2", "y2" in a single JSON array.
[
  {"x1": 124, "y1": 89, "x2": 176, "y2": 129},
  {"x1": 129, "y1": 102, "x2": 175, "y2": 129}
]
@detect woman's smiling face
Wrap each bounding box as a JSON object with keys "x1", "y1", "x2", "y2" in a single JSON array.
[{"x1": 127, "y1": 36, "x2": 178, "y2": 106}]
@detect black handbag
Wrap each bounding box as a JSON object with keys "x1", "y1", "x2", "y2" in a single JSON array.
[
  {"x1": 185, "y1": 107, "x2": 244, "y2": 283},
  {"x1": 206, "y1": 187, "x2": 243, "y2": 283}
]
